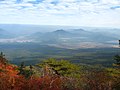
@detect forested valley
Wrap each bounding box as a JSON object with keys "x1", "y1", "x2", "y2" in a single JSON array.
[{"x1": 0, "y1": 52, "x2": 120, "y2": 90}]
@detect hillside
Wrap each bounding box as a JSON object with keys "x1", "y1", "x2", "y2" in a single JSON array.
[
  {"x1": 0, "y1": 43, "x2": 120, "y2": 66},
  {"x1": 0, "y1": 24, "x2": 119, "y2": 48},
  {"x1": 0, "y1": 28, "x2": 13, "y2": 39},
  {"x1": 25, "y1": 29, "x2": 119, "y2": 49},
  {"x1": 0, "y1": 53, "x2": 120, "y2": 90}
]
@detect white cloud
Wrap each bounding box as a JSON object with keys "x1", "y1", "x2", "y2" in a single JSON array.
[{"x1": 0, "y1": 0, "x2": 120, "y2": 27}]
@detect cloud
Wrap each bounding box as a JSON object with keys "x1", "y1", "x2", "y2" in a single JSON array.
[
  {"x1": 110, "y1": 5, "x2": 120, "y2": 9},
  {"x1": 0, "y1": 0, "x2": 120, "y2": 27}
]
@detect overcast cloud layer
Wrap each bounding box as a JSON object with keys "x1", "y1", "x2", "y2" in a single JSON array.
[{"x1": 0, "y1": 0, "x2": 120, "y2": 27}]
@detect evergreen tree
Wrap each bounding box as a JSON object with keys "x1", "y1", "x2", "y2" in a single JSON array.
[
  {"x1": 114, "y1": 54, "x2": 120, "y2": 66},
  {"x1": 18, "y1": 62, "x2": 25, "y2": 75},
  {"x1": 18, "y1": 62, "x2": 34, "y2": 78},
  {"x1": 38, "y1": 58, "x2": 80, "y2": 76},
  {"x1": 0, "y1": 52, "x2": 8, "y2": 64}
]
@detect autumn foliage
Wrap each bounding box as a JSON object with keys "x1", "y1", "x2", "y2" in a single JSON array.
[
  {"x1": 0, "y1": 54, "x2": 120, "y2": 90},
  {"x1": 0, "y1": 63, "x2": 62, "y2": 90}
]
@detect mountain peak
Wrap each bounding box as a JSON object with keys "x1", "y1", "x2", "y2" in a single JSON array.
[
  {"x1": 0, "y1": 28, "x2": 5, "y2": 32},
  {"x1": 54, "y1": 29, "x2": 67, "y2": 33},
  {"x1": 73, "y1": 29, "x2": 85, "y2": 32}
]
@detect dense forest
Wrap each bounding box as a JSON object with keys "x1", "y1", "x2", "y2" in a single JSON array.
[{"x1": 0, "y1": 52, "x2": 120, "y2": 90}]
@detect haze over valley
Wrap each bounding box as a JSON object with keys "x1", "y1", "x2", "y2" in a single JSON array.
[
  {"x1": 0, "y1": 24, "x2": 120, "y2": 66},
  {"x1": 0, "y1": 24, "x2": 120, "y2": 49}
]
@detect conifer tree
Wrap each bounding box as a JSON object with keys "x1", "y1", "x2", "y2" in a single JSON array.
[
  {"x1": 0, "y1": 52, "x2": 8, "y2": 64},
  {"x1": 114, "y1": 54, "x2": 120, "y2": 66}
]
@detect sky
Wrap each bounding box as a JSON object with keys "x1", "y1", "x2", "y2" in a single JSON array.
[{"x1": 0, "y1": 0, "x2": 120, "y2": 27}]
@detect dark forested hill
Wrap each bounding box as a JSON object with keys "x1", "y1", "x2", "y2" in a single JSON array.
[{"x1": 0, "y1": 43, "x2": 120, "y2": 67}]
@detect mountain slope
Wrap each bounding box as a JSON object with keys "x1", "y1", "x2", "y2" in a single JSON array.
[{"x1": 0, "y1": 28, "x2": 13, "y2": 38}]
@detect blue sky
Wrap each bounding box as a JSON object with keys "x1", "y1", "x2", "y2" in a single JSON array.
[{"x1": 0, "y1": 0, "x2": 120, "y2": 27}]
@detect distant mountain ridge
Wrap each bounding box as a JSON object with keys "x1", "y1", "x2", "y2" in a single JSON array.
[
  {"x1": 23, "y1": 29, "x2": 119, "y2": 49},
  {"x1": 53, "y1": 29, "x2": 69, "y2": 34},
  {"x1": 0, "y1": 28, "x2": 13, "y2": 39},
  {"x1": 0, "y1": 24, "x2": 120, "y2": 48}
]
